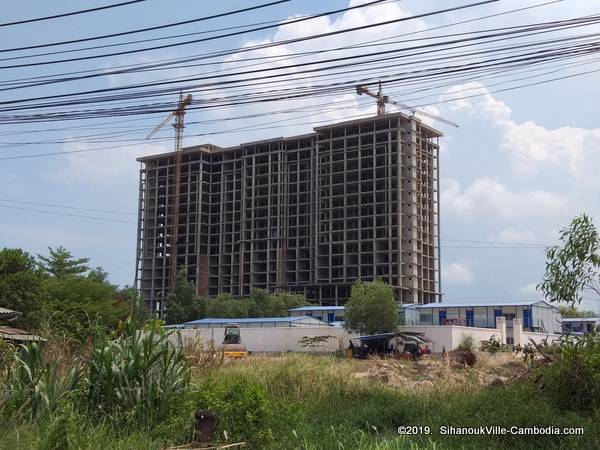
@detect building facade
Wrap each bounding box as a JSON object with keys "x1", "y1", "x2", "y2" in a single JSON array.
[
  {"x1": 136, "y1": 113, "x2": 442, "y2": 315},
  {"x1": 402, "y1": 300, "x2": 562, "y2": 344}
]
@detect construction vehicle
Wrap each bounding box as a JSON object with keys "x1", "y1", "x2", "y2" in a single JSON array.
[{"x1": 221, "y1": 323, "x2": 247, "y2": 358}]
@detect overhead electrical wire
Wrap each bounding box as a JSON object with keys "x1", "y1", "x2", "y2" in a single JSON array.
[
  {"x1": 0, "y1": 0, "x2": 553, "y2": 90},
  {"x1": 2, "y1": 33, "x2": 598, "y2": 123},
  {"x1": 0, "y1": 0, "x2": 292, "y2": 53},
  {"x1": 1, "y1": 3, "x2": 596, "y2": 134},
  {"x1": 2, "y1": 14, "x2": 598, "y2": 117},
  {"x1": 0, "y1": 0, "x2": 497, "y2": 69},
  {"x1": 0, "y1": 0, "x2": 403, "y2": 64},
  {"x1": 2, "y1": 26, "x2": 596, "y2": 137},
  {"x1": 0, "y1": 198, "x2": 136, "y2": 216},
  {"x1": 0, "y1": 0, "x2": 145, "y2": 28},
  {"x1": 0, "y1": 204, "x2": 136, "y2": 224},
  {"x1": 2, "y1": 61, "x2": 600, "y2": 159},
  {"x1": 0, "y1": 0, "x2": 562, "y2": 96}
]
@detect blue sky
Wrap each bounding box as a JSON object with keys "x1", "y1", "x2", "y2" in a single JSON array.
[{"x1": 1, "y1": 0, "x2": 600, "y2": 312}]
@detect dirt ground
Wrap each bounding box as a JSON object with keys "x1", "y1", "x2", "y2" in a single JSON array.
[{"x1": 352, "y1": 352, "x2": 529, "y2": 390}]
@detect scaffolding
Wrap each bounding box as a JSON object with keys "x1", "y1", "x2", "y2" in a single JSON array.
[{"x1": 136, "y1": 113, "x2": 442, "y2": 315}]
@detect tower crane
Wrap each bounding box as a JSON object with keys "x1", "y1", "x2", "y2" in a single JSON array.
[
  {"x1": 146, "y1": 92, "x2": 193, "y2": 295},
  {"x1": 356, "y1": 81, "x2": 459, "y2": 128}
]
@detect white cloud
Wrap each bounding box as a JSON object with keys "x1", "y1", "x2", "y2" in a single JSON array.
[
  {"x1": 490, "y1": 227, "x2": 537, "y2": 245},
  {"x1": 441, "y1": 82, "x2": 600, "y2": 174},
  {"x1": 441, "y1": 177, "x2": 567, "y2": 220},
  {"x1": 442, "y1": 261, "x2": 473, "y2": 284}
]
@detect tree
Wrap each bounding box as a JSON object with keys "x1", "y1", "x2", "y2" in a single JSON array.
[
  {"x1": 42, "y1": 275, "x2": 128, "y2": 340},
  {"x1": 539, "y1": 214, "x2": 600, "y2": 305},
  {"x1": 344, "y1": 279, "x2": 399, "y2": 335},
  {"x1": 165, "y1": 269, "x2": 201, "y2": 325},
  {"x1": 247, "y1": 288, "x2": 308, "y2": 317},
  {"x1": 558, "y1": 305, "x2": 597, "y2": 318},
  {"x1": 37, "y1": 246, "x2": 89, "y2": 278},
  {"x1": 87, "y1": 266, "x2": 110, "y2": 284},
  {"x1": 0, "y1": 248, "x2": 45, "y2": 328},
  {"x1": 113, "y1": 285, "x2": 148, "y2": 330}
]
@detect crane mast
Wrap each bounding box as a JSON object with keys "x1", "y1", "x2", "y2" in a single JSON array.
[{"x1": 146, "y1": 93, "x2": 193, "y2": 296}]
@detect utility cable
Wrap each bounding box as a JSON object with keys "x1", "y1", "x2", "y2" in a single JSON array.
[{"x1": 0, "y1": 0, "x2": 145, "y2": 27}]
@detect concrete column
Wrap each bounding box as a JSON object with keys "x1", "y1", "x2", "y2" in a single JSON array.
[
  {"x1": 512, "y1": 318, "x2": 523, "y2": 347},
  {"x1": 496, "y1": 316, "x2": 507, "y2": 345}
]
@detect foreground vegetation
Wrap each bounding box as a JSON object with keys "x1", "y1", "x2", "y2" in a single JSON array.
[{"x1": 1, "y1": 333, "x2": 599, "y2": 450}]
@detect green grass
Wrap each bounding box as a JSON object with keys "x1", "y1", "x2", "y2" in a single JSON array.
[
  {"x1": 0, "y1": 353, "x2": 597, "y2": 449},
  {"x1": 195, "y1": 354, "x2": 599, "y2": 450}
]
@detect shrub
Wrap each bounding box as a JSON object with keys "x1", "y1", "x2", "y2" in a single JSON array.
[
  {"x1": 456, "y1": 335, "x2": 475, "y2": 352},
  {"x1": 451, "y1": 350, "x2": 477, "y2": 367},
  {"x1": 195, "y1": 377, "x2": 274, "y2": 448},
  {"x1": 479, "y1": 335, "x2": 509, "y2": 354},
  {"x1": 534, "y1": 332, "x2": 600, "y2": 412}
]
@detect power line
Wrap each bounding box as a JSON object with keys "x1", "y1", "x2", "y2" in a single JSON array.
[
  {"x1": 1, "y1": 14, "x2": 596, "y2": 116},
  {"x1": 0, "y1": 198, "x2": 136, "y2": 216},
  {"x1": 0, "y1": 0, "x2": 145, "y2": 28},
  {"x1": 441, "y1": 238, "x2": 548, "y2": 247},
  {"x1": 0, "y1": 201, "x2": 556, "y2": 250},
  {"x1": 1, "y1": 31, "x2": 595, "y2": 138},
  {"x1": 0, "y1": 204, "x2": 136, "y2": 224},
  {"x1": 0, "y1": 0, "x2": 558, "y2": 91},
  {"x1": 0, "y1": 0, "x2": 292, "y2": 53},
  {"x1": 0, "y1": 0, "x2": 402, "y2": 64},
  {"x1": 0, "y1": 0, "x2": 497, "y2": 69},
  {"x1": 2, "y1": 61, "x2": 600, "y2": 159}
]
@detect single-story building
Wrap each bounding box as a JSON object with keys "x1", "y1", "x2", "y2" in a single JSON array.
[
  {"x1": 288, "y1": 306, "x2": 345, "y2": 325},
  {"x1": 562, "y1": 317, "x2": 600, "y2": 335},
  {"x1": 0, "y1": 308, "x2": 46, "y2": 345},
  {"x1": 402, "y1": 300, "x2": 561, "y2": 341},
  {"x1": 182, "y1": 316, "x2": 331, "y2": 329},
  {"x1": 0, "y1": 326, "x2": 46, "y2": 344},
  {"x1": 0, "y1": 307, "x2": 20, "y2": 321}
]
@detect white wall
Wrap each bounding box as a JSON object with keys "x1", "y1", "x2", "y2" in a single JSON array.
[
  {"x1": 521, "y1": 331, "x2": 560, "y2": 346},
  {"x1": 400, "y1": 325, "x2": 500, "y2": 352},
  {"x1": 173, "y1": 327, "x2": 354, "y2": 353}
]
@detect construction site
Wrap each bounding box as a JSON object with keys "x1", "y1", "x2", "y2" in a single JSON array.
[{"x1": 136, "y1": 105, "x2": 443, "y2": 315}]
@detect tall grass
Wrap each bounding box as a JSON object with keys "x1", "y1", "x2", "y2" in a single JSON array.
[
  {"x1": 87, "y1": 327, "x2": 190, "y2": 428},
  {"x1": 0, "y1": 328, "x2": 191, "y2": 434},
  {"x1": 0, "y1": 343, "x2": 82, "y2": 421},
  {"x1": 196, "y1": 354, "x2": 600, "y2": 450}
]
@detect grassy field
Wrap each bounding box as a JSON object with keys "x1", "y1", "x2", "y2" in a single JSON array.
[{"x1": 0, "y1": 352, "x2": 597, "y2": 450}]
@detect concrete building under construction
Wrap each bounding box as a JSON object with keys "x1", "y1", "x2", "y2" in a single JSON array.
[{"x1": 136, "y1": 112, "x2": 442, "y2": 314}]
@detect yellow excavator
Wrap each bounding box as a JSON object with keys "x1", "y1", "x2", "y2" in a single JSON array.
[{"x1": 221, "y1": 323, "x2": 247, "y2": 358}]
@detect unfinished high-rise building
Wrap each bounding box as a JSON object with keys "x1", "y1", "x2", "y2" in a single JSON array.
[{"x1": 135, "y1": 112, "x2": 442, "y2": 314}]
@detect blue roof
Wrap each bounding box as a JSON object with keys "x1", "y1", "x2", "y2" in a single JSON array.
[
  {"x1": 184, "y1": 316, "x2": 313, "y2": 325},
  {"x1": 403, "y1": 300, "x2": 557, "y2": 309},
  {"x1": 288, "y1": 306, "x2": 345, "y2": 312}
]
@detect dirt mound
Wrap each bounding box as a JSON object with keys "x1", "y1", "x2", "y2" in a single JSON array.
[{"x1": 353, "y1": 352, "x2": 526, "y2": 391}]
